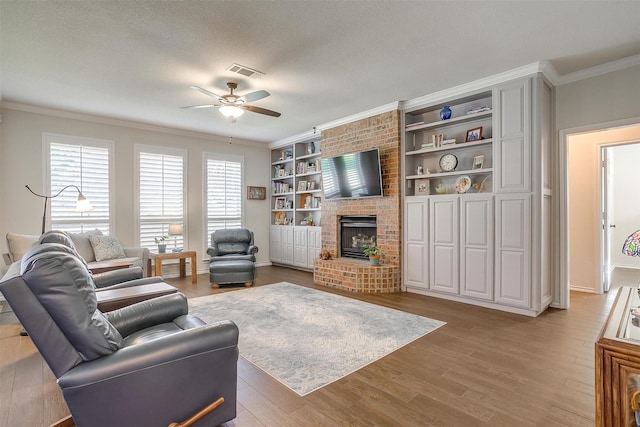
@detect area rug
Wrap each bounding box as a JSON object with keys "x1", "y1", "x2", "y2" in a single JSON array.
[{"x1": 188, "y1": 282, "x2": 445, "y2": 396}]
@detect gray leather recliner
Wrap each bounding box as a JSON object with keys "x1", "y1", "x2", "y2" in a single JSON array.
[
  {"x1": 0, "y1": 243, "x2": 239, "y2": 427},
  {"x1": 207, "y1": 228, "x2": 259, "y2": 288}
]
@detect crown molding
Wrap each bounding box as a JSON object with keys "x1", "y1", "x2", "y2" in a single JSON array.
[
  {"x1": 272, "y1": 101, "x2": 400, "y2": 147},
  {"x1": 269, "y1": 129, "x2": 319, "y2": 149},
  {"x1": 0, "y1": 101, "x2": 266, "y2": 149},
  {"x1": 556, "y1": 53, "x2": 640, "y2": 85},
  {"x1": 403, "y1": 61, "x2": 557, "y2": 111}
]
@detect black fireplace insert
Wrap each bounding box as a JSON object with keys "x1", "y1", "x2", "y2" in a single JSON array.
[{"x1": 339, "y1": 215, "x2": 377, "y2": 260}]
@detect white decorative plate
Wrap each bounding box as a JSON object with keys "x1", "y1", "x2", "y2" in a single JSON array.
[{"x1": 455, "y1": 175, "x2": 471, "y2": 194}]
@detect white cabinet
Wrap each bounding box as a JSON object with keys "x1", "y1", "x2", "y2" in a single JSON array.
[
  {"x1": 270, "y1": 224, "x2": 320, "y2": 270},
  {"x1": 404, "y1": 197, "x2": 429, "y2": 289},
  {"x1": 281, "y1": 226, "x2": 294, "y2": 265},
  {"x1": 270, "y1": 225, "x2": 282, "y2": 263},
  {"x1": 429, "y1": 196, "x2": 459, "y2": 295},
  {"x1": 307, "y1": 226, "x2": 322, "y2": 269},
  {"x1": 402, "y1": 73, "x2": 553, "y2": 316},
  {"x1": 293, "y1": 226, "x2": 308, "y2": 268},
  {"x1": 494, "y1": 78, "x2": 531, "y2": 193},
  {"x1": 460, "y1": 195, "x2": 494, "y2": 301},
  {"x1": 495, "y1": 194, "x2": 530, "y2": 307}
]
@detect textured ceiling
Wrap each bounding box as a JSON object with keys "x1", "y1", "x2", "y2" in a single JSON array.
[{"x1": 1, "y1": 1, "x2": 640, "y2": 144}]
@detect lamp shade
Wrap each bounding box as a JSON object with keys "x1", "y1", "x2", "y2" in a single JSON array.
[
  {"x1": 219, "y1": 105, "x2": 244, "y2": 119},
  {"x1": 75, "y1": 194, "x2": 94, "y2": 212},
  {"x1": 168, "y1": 224, "x2": 183, "y2": 236},
  {"x1": 622, "y1": 230, "x2": 640, "y2": 257}
]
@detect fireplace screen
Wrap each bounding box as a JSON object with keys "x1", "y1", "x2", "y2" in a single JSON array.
[{"x1": 340, "y1": 216, "x2": 377, "y2": 260}]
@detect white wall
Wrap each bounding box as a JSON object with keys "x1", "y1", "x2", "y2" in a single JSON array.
[
  {"x1": 0, "y1": 106, "x2": 271, "y2": 272},
  {"x1": 612, "y1": 143, "x2": 640, "y2": 269}
]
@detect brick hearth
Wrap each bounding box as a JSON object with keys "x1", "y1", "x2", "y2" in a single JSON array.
[{"x1": 313, "y1": 110, "x2": 402, "y2": 293}]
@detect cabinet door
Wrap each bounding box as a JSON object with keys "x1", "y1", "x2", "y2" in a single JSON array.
[
  {"x1": 495, "y1": 78, "x2": 531, "y2": 193},
  {"x1": 429, "y1": 196, "x2": 459, "y2": 294},
  {"x1": 307, "y1": 226, "x2": 322, "y2": 269},
  {"x1": 270, "y1": 225, "x2": 282, "y2": 263},
  {"x1": 281, "y1": 226, "x2": 294, "y2": 265},
  {"x1": 460, "y1": 195, "x2": 494, "y2": 300},
  {"x1": 495, "y1": 194, "x2": 530, "y2": 307},
  {"x1": 293, "y1": 226, "x2": 308, "y2": 267},
  {"x1": 404, "y1": 197, "x2": 428, "y2": 289}
]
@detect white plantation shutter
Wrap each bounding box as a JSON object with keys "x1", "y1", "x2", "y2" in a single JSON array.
[
  {"x1": 138, "y1": 149, "x2": 185, "y2": 249},
  {"x1": 205, "y1": 155, "x2": 243, "y2": 240},
  {"x1": 47, "y1": 137, "x2": 111, "y2": 233}
]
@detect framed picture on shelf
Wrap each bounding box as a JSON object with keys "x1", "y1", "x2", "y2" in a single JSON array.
[
  {"x1": 465, "y1": 126, "x2": 483, "y2": 142},
  {"x1": 274, "y1": 197, "x2": 286, "y2": 210},
  {"x1": 472, "y1": 155, "x2": 484, "y2": 170},
  {"x1": 297, "y1": 180, "x2": 307, "y2": 192},
  {"x1": 415, "y1": 178, "x2": 430, "y2": 195},
  {"x1": 278, "y1": 168, "x2": 286, "y2": 177},
  {"x1": 246, "y1": 186, "x2": 266, "y2": 200}
]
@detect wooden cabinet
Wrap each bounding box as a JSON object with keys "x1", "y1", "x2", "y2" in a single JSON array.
[
  {"x1": 401, "y1": 74, "x2": 553, "y2": 316},
  {"x1": 596, "y1": 286, "x2": 640, "y2": 427}
]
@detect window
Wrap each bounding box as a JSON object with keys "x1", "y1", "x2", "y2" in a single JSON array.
[
  {"x1": 136, "y1": 146, "x2": 186, "y2": 250},
  {"x1": 204, "y1": 154, "x2": 243, "y2": 242},
  {"x1": 45, "y1": 133, "x2": 112, "y2": 233}
]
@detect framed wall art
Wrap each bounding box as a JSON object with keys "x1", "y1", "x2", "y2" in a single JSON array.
[{"x1": 247, "y1": 186, "x2": 266, "y2": 200}]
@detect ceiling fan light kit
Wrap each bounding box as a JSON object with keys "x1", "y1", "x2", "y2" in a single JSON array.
[
  {"x1": 219, "y1": 105, "x2": 245, "y2": 119},
  {"x1": 182, "y1": 81, "x2": 281, "y2": 121}
]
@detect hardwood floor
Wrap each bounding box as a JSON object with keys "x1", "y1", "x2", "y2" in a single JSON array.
[{"x1": 0, "y1": 265, "x2": 630, "y2": 426}]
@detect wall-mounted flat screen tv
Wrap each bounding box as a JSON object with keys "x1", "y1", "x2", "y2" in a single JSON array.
[{"x1": 320, "y1": 148, "x2": 383, "y2": 200}]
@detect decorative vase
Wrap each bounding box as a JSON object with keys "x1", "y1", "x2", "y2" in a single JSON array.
[
  {"x1": 440, "y1": 105, "x2": 452, "y2": 120},
  {"x1": 369, "y1": 255, "x2": 380, "y2": 265},
  {"x1": 307, "y1": 141, "x2": 315, "y2": 154},
  {"x1": 158, "y1": 244, "x2": 167, "y2": 253}
]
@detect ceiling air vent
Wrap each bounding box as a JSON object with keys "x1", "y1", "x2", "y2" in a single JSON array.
[{"x1": 226, "y1": 63, "x2": 265, "y2": 79}]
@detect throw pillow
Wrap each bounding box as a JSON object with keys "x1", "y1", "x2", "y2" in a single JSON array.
[
  {"x1": 89, "y1": 235, "x2": 126, "y2": 262},
  {"x1": 69, "y1": 229, "x2": 103, "y2": 262},
  {"x1": 6, "y1": 232, "x2": 40, "y2": 263}
]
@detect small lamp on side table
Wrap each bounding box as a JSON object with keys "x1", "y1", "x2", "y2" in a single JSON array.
[{"x1": 169, "y1": 224, "x2": 183, "y2": 252}]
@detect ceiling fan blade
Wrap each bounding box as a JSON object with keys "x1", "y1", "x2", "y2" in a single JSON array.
[
  {"x1": 241, "y1": 105, "x2": 281, "y2": 117},
  {"x1": 241, "y1": 90, "x2": 270, "y2": 103},
  {"x1": 190, "y1": 85, "x2": 224, "y2": 101},
  {"x1": 180, "y1": 104, "x2": 219, "y2": 109}
]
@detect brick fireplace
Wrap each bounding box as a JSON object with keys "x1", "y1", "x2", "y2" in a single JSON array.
[{"x1": 313, "y1": 110, "x2": 401, "y2": 293}]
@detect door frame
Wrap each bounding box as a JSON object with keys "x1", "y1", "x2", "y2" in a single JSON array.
[{"x1": 558, "y1": 117, "x2": 640, "y2": 308}]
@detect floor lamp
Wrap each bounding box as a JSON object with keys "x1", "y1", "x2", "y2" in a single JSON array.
[{"x1": 26, "y1": 184, "x2": 94, "y2": 234}]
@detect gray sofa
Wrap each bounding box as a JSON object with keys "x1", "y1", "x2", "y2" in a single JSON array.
[
  {"x1": 0, "y1": 242, "x2": 239, "y2": 427},
  {"x1": 3, "y1": 229, "x2": 149, "y2": 276}
]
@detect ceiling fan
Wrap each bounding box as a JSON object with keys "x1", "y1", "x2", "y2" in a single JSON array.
[{"x1": 181, "y1": 82, "x2": 281, "y2": 121}]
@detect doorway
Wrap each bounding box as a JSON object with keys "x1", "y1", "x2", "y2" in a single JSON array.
[{"x1": 560, "y1": 120, "x2": 640, "y2": 309}]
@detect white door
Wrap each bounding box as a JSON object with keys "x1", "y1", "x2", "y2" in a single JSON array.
[
  {"x1": 429, "y1": 196, "x2": 459, "y2": 294},
  {"x1": 270, "y1": 225, "x2": 282, "y2": 263},
  {"x1": 281, "y1": 226, "x2": 294, "y2": 265},
  {"x1": 460, "y1": 195, "x2": 494, "y2": 300},
  {"x1": 600, "y1": 147, "x2": 613, "y2": 292},
  {"x1": 307, "y1": 226, "x2": 322, "y2": 269},
  {"x1": 404, "y1": 197, "x2": 428, "y2": 289},
  {"x1": 495, "y1": 194, "x2": 531, "y2": 308},
  {"x1": 293, "y1": 226, "x2": 308, "y2": 268}
]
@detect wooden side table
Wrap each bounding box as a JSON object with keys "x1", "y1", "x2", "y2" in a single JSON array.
[{"x1": 147, "y1": 251, "x2": 197, "y2": 284}]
